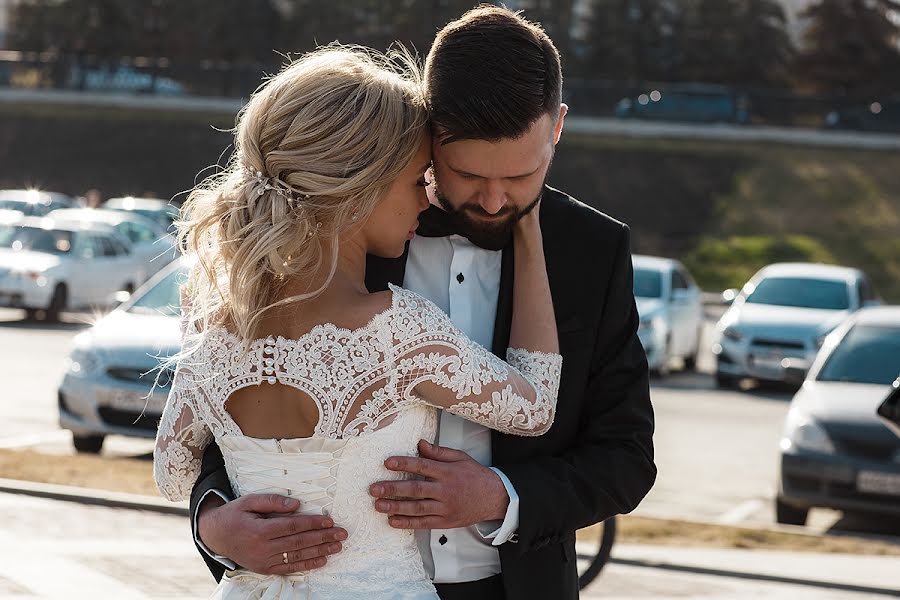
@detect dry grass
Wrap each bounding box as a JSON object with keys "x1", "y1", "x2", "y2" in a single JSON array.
[
  {"x1": 577, "y1": 517, "x2": 900, "y2": 556},
  {"x1": 3, "y1": 448, "x2": 899, "y2": 556},
  {"x1": 0, "y1": 449, "x2": 158, "y2": 497}
]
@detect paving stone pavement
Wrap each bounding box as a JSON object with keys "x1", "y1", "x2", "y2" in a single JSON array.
[{"x1": 2, "y1": 491, "x2": 895, "y2": 600}]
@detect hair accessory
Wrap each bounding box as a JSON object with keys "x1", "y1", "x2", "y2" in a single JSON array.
[{"x1": 242, "y1": 165, "x2": 310, "y2": 205}]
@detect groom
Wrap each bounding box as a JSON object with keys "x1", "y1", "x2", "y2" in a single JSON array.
[{"x1": 187, "y1": 7, "x2": 656, "y2": 599}]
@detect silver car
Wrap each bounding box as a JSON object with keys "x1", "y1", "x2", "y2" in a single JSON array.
[
  {"x1": 58, "y1": 260, "x2": 184, "y2": 453},
  {"x1": 633, "y1": 255, "x2": 704, "y2": 375},
  {"x1": 713, "y1": 263, "x2": 880, "y2": 387},
  {"x1": 777, "y1": 306, "x2": 900, "y2": 525}
]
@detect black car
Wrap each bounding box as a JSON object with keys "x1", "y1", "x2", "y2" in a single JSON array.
[{"x1": 824, "y1": 101, "x2": 900, "y2": 134}]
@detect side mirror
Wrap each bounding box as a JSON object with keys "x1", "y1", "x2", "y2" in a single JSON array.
[
  {"x1": 113, "y1": 290, "x2": 131, "y2": 305},
  {"x1": 721, "y1": 289, "x2": 739, "y2": 306},
  {"x1": 877, "y1": 377, "x2": 900, "y2": 438}
]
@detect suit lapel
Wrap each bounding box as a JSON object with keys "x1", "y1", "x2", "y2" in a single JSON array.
[
  {"x1": 365, "y1": 243, "x2": 409, "y2": 292},
  {"x1": 491, "y1": 242, "x2": 514, "y2": 357}
]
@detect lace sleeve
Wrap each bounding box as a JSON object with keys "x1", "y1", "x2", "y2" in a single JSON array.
[
  {"x1": 387, "y1": 285, "x2": 561, "y2": 436},
  {"x1": 153, "y1": 358, "x2": 213, "y2": 502}
]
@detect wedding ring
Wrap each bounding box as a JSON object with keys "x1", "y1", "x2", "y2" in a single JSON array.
[{"x1": 282, "y1": 551, "x2": 289, "y2": 564}]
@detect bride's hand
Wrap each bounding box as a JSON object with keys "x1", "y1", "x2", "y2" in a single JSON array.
[{"x1": 514, "y1": 199, "x2": 542, "y2": 247}]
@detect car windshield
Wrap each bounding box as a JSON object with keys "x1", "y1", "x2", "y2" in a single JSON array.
[
  {"x1": 127, "y1": 268, "x2": 184, "y2": 317},
  {"x1": 633, "y1": 268, "x2": 663, "y2": 298},
  {"x1": 0, "y1": 225, "x2": 73, "y2": 254},
  {"x1": 745, "y1": 276, "x2": 850, "y2": 310},
  {"x1": 817, "y1": 324, "x2": 900, "y2": 385}
]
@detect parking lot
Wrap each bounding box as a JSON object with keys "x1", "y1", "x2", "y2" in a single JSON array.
[{"x1": 2, "y1": 305, "x2": 897, "y2": 541}]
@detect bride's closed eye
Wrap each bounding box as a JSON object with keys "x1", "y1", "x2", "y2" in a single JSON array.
[{"x1": 416, "y1": 178, "x2": 428, "y2": 187}]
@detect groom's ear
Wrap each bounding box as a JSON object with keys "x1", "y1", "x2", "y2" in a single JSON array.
[{"x1": 553, "y1": 104, "x2": 568, "y2": 146}]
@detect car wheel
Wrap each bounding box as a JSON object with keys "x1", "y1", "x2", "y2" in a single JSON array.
[
  {"x1": 715, "y1": 370, "x2": 738, "y2": 389},
  {"x1": 73, "y1": 434, "x2": 105, "y2": 454},
  {"x1": 684, "y1": 330, "x2": 702, "y2": 372},
  {"x1": 775, "y1": 498, "x2": 809, "y2": 526},
  {"x1": 45, "y1": 283, "x2": 68, "y2": 322}
]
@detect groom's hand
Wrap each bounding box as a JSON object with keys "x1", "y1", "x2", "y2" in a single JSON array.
[
  {"x1": 369, "y1": 440, "x2": 509, "y2": 529},
  {"x1": 197, "y1": 494, "x2": 347, "y2": 575}
]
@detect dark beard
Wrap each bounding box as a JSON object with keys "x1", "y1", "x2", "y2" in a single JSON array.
[{"x1": 432, "y1": 163, "x2": 551, "y2": 251}]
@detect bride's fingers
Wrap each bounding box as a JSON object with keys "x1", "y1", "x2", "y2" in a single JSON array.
[{"x1": 374, "y1": 498, "x2": 443, "y2": 516}]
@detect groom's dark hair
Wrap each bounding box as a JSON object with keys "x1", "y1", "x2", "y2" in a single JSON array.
[{"x1": 425, "y1": 4, "x2": 562, "y2": 145}]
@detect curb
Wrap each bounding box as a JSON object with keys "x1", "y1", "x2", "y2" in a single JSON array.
[
  {"x1": 3, "y1": 477, "x2": 898, "y2": 549},
  {"x1": 0, "y1": 477, "x2": 188, "y2": 516}
]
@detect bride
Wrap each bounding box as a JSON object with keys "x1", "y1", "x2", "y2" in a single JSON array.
[{"x1": 154, "y1": 45, "x2": 561, "y2": 600}]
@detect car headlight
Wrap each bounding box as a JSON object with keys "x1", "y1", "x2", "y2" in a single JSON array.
[
  {"x1": 639, "y1": 315, "x2": 665, "y2": 333},
  {"x1": 66, "y1": 347, "x2": 101, "y2": 375},
  {"x1": 722, "y1": 325, "x2": 744, "y2": 342},
  {"x1": 781, "y1": 412, "x2": 835, "y2": 454}
]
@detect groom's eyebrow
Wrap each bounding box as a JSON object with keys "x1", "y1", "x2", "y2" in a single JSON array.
[{"x1": 448, "y1": 164, "x2": 540, "y2": 180}]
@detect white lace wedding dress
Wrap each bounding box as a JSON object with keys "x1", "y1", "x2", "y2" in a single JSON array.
[{"x1": 154, "y1": 284, "x2": 562, "y2": 600}]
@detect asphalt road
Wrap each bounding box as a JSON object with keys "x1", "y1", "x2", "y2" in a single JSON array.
[{"x1": 0, "y1": 306, "x2": 897, "y2": 540}]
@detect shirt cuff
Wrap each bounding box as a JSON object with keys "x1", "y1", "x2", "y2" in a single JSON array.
[
  {"x1": 474, "y1": 468, "x2": 520, "y2": 546},
  {"x1": 193, "y1": 489, "x2": 238, "y2": 570}
]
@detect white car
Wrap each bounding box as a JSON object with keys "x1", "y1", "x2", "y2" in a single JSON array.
[
  {"x1": 0, "y1": 217, "x2": 149, "y2": 320},
  {"x1": 713, "y1": 263, "x2": 880, "y2": 387},
  {"x1": 633, "y1": 255, "x2": 704, "y2": 375},
  {"x1": 777, "y1": 306, "x2": 900, "y2": 525},
  {"x1": 0, "y1": 189, "x2": 75, "y2": 216},
  {"x1": 48, "y1": 208, "x2": 176, "y2": 277},
  {"x1": 103, "y1": 197, "x2": 179, "y2": 232},
  {"x1": 59, "y1": 259, "x2": 184, "y2": 452}
]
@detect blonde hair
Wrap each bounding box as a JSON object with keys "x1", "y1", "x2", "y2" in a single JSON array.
[{"x1": 177, "y1": 45, "x2": 427, "y2": 347}]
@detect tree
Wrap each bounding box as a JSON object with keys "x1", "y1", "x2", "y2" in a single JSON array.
[
  {"x1": 585, "y1": 0, "x2": 681, "y2": 82},
  {"x1": 798, "y1": 0, "x2": 900, "y2": 97}
]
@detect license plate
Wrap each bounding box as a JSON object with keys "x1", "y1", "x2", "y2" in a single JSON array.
[
  {"x1": 104, "y1": 389, "x2": 166, "y2": 414},
  {"x1": 751, "y1": 353, "x2": 784, "y2": 370},
  {"x1": 857, "y1": 470, "x2": 900, "y2": 496}
]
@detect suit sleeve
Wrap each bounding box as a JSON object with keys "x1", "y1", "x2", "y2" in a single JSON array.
[
  {"x1": 189, "y1": 442, "x2": 236, "y2": 582},
  {"x1": 497, "y1": 223, "x2": 656, "y2": 553}
]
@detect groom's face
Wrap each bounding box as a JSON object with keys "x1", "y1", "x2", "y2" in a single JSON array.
[{"x1": 428, "y1": 108, "x2": 565, "y2": 249}]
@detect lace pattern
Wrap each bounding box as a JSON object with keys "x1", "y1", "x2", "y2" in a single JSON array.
[{"x1": 153, "y1": 284, "x2": 561, "y2": 597}]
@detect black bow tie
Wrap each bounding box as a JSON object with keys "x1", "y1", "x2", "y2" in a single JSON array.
[
  {"x1": 415, "y1": 204, "x2": 463, "y2": 239},
  {"x1": 416, "y1": 204, "x2": 512, "y2": 251}
]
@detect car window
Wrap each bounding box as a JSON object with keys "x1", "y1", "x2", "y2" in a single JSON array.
[
  {"x1": 857, "y1": 277, "x2": 877, "y2": 304},
  {"x1": 127, "y1": 268, "x2": 184, "y2": 317},
  {"x1": 117, "y1": 221, "x2": 158, "y2": 244},
  {"x1": 0, "y1": 225, "x2": 73, "y2": 254},
  {"x1": 95, "y1": 235, "x2": 122, "y2": 257},
  {"x1": 817, "y1": 325, "x2": 900, "y2": 385},
  {"x1": 672, "y1": 270, "x2": 689, "y2": 290},
  {"x1": 633, "y1": 268, "x2": 662, "y2": 298},
  {"x1": 108, "y1": 235, "x2": 130, "y2": 255},
  {"x1": 745, "y1": 277, "x2": 850, "y2": 310}
]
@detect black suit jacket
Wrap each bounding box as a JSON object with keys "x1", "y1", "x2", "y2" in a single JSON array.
[{"x1": 189, "y1": 186, "x2": 656, "y2": 599}]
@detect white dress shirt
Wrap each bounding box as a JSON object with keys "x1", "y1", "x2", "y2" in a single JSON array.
[
  {"x1": 196, "y1": 234, "x2": 520, "y2": 580},
  {"x1": 404, "y1": 234, "x2": 520, "y2": 584}
]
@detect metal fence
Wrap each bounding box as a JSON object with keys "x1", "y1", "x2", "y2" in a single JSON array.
[{"x1": 0, "y1": 50, "x2": 873, "y2": 128}]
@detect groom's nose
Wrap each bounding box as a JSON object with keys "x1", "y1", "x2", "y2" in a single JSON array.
[{"x1": 478, "y1": 180, "x2": 508, "y2": 215}]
